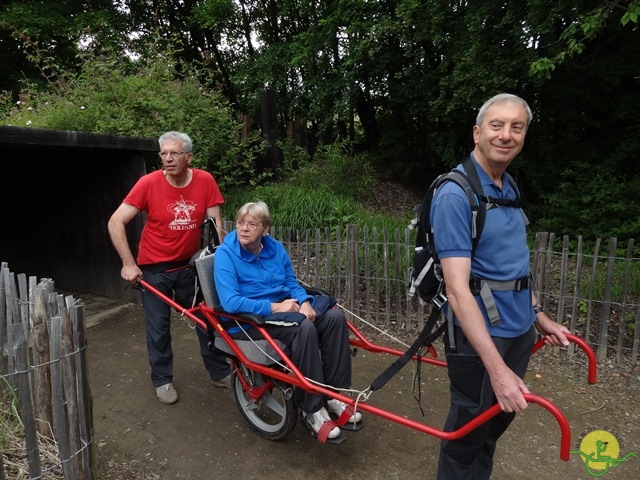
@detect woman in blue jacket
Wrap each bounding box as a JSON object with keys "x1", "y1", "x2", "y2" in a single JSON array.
[{"x1": 214, "y1": 201, "x2": 362, "y2": 442}]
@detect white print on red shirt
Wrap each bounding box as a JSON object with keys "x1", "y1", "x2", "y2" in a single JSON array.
[{"x1": 167, "y1": 196, "x2": 198, "y2": 231}]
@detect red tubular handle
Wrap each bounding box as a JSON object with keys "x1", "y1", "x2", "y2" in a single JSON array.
[
  {"x1": 137, "y1": 279, "x2": 208, "y2": 331},
  {"x1": 532, "y1": 333, "x2": 597, "y2": 384}
]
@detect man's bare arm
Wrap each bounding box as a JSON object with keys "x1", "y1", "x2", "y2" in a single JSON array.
[
  {"x1": 107, "y1": 203, "x2": 142, "y2": 283},
  {"x1": 441, "y1": 256, "x2": 530, "y2": 412}
]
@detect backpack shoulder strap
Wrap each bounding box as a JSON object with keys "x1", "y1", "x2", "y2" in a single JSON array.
[
  {"x1": 448, "y1": 156, "x2": 485, "y2": 249},
  {"x1": 504, "y1": 172, "x2": 530, "y2": 226},
  {"x1": 411, "y1": 157, "x2": 485, "y2": 265}
]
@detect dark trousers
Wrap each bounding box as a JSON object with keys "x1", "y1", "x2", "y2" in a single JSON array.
[
  {"x1": 231, "y1": 307, "x2": 352, "y2": 414},
  {"x1": 141, "y1": 267, "x2": 231, "y2": 387},
  {"x1": 436, "y1": 325, "x2": 536, "y2": 480}
]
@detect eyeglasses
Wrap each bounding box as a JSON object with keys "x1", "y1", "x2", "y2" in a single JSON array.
[
  {"x1": 236, "y1": 220, "x2": 262, "y2": 230},
  {"x1": 158, "y1": 151, "x2": 187, "y2": 159}
]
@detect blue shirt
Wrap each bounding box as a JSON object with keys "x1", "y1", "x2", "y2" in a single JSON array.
[{"x1": 430, "y1": 154, "x2": 535, "y2": 337}]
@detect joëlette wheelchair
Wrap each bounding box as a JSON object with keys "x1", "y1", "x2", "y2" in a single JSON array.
[{"x1": 137, "y1": 237, "x2": 596, "y2": 457}]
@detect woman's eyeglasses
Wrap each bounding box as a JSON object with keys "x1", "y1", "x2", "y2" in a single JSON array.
[{"x1": 236, "y1": 221, "x2": 262, "y2": 230}]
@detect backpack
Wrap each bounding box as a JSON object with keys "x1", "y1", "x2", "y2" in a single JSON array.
[
  {"x1": 369, "y1": 156, "x2": 525, "y2": 393},
  {"x1": 407, "y1": 156, "x2": 523, "y2": 307}
]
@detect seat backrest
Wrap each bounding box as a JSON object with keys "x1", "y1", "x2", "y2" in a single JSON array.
[{"x1": 194, "y1": 252, "x2": 219, "y2": 307}]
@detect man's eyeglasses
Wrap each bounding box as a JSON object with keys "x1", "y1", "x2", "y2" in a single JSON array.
[
  {"x1": 158, "y1": 151, "x2": 187, "y2": 159},
  {"x1": 236, "y1": 221, "x2": 262, "y2": 230}
]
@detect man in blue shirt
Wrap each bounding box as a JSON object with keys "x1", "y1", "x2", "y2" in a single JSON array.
[{"x1": 432, "y1": 94, "x2": 570, "y2": 479}]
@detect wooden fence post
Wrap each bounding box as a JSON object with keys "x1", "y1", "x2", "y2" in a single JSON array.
[
  {"x1": 585, "y1": 238, "x2": 602, "y2": 347},
  {"x1": 568, "y1": 236, "x2": 584, "y2": 356},
  {"x1": 71, "y1": 300, "x2": 98, "y2": 480},
  {"x1": 347, "y1": 225, "x2": 359, "y2": 321},
  {"x1": 598, "y1": 238, "x2": 617, "y2": 361},
  {"x1": 32, "y1": 282, "x2": 54, "y2": 435},
  {"x1": 57, "y1": 295, "x2": 84, "y2": 478},
  {"x1": 0, "y1": 262, "x2": 6, "y2": 371},
  {"x1": 50, "y1": 316, "x2": 72, "y2": 478},
  {"x1": 532, "y1": 232, "x2": 549, "y2": 306},
  {"x1": 12, "y1": 321, "x2": 42, "y2": 477},
  {"x1": 617, "y1": 239, "x2": 636, "y2": 362}
]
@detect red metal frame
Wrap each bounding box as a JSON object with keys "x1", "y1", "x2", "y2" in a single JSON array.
[{"x1": 139, "y1": 279, "x2": 597, "y2": 462}]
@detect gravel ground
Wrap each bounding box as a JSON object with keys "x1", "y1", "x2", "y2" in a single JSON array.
[{"x1": 90, "y1": 305, "x2": 640, "y2": 480}]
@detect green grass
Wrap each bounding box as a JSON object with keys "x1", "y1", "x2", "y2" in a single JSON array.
[{"x1": 0, "y1": 380, "x2": 22, "y2": 451}]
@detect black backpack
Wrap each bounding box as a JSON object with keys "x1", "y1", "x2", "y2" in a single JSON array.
[
  {"x1": 407, "y1": 156, "x2": 523, "y2": 307},
  {"x1": 370, "y1": 156, "x2": 524, "y2": 393}
]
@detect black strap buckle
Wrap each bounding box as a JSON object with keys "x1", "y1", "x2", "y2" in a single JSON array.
[
  {"x1": 514, "y1": 276, "x2": 530, "y2": 291},
  {"x1": 469, "y1": 277, "x2": 481, "y2": 295},
  {"x1": 431, "y1": 291, "x2": 447, "y2": 310}
]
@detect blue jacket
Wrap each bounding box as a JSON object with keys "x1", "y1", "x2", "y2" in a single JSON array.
[{"x1": 214, "y1": 230, "x2": 314, "y2": 317}]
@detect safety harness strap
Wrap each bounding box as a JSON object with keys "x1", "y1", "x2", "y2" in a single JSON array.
[{"x1": 471, "y1": 275, "x2": 531, "y2": 326}]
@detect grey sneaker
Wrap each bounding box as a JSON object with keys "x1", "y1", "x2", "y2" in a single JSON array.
[
  {"x1": 156, "y1": 383, "x2": 179, "y2": 404},
  {"x1": 210, "y1": 374, "x2": 232, "y2": 390}
]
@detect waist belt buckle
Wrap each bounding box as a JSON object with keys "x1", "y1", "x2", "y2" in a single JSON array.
[
  {"x1": 469, "y1": 277, "x2": 481, "y2": 295},
  {"x1": 515, "y1": 276, "x2": 529, "y2": 291}
]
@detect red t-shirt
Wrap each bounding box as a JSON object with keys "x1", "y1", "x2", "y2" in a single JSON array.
[{"x1": 124, "y1": 169, "x2": 224, "y2": 265}]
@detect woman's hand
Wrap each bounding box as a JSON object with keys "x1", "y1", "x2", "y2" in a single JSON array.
[
  {"x1": 299, "y1": 300, "x2": 316, "y2": 321},
  {"x1": 272, "y1": 298, "x2": 300, "y2": 313}
]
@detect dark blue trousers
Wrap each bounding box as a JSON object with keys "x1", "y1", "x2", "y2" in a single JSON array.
[
  {"x1": 436, "y1": 325, "x2": 536, "y2": 480},
  {"x1": 140, "y1": 267, "x2": 231, "y2": 387}
]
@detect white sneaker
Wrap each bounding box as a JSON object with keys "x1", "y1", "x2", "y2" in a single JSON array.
[
  {"x1": 156, "y1": 383, "x2": 179, "y2": 404},
  {"x1": 307, "y1": 407, "x2": 340, "y2": 439},
  {"x1": 327, "y1": 398, "x2": 362, "y2": 423}
]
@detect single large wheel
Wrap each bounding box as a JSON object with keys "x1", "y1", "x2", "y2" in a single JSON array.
[{"x1": 232, "y1": 365, "x2": 298, "y2": 441}]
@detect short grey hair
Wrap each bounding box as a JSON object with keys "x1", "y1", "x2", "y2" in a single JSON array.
[
  {"x1": 236, "y1": 201, "x2": 272, "y2": 228},
  {"x1": 158, "y1": 131, "x2": 193, "y2": 152},
  {"x1": 476, "y1": 94, "x2": 533, "y2": 129}
]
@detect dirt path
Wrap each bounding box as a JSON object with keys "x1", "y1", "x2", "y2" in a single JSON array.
[{"x1": 87, "y1": 303, "x2": 640, "y2": 480}]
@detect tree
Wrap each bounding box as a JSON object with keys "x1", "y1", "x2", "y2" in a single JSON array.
[
  {"x1": 0, "y1": 0, "x2": 129, "y2": 98},
  {"x1": 2, "y1": 0, "x2": 638, "y2": 239},
  {"x1": 3, "y1": 48, "x2": 268, "y2": 191}
]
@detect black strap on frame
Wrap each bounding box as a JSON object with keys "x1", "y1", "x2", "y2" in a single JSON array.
[{"x1": 369, "y1": 305, "x2": 446, "y2": 392}]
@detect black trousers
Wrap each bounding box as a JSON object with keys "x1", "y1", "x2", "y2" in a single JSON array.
[
  {"x1": 140, "y1": 267, "x2": 231, "y2": 387},
  {"x1": 230, "y1": 307, "x2": 352, "y2": 414},
  {"x1": 436, "y1": 325, "x2": 536, "y2": 480}
]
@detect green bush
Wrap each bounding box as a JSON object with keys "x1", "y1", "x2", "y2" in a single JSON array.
[
  {"x1": 539, "y1": 163, "x2": 640, "y2": 243},
  {"x1": 2, "y1": 46, "x2": 267, "y2": 192},
  {"x1": 222, "y1": 144, "x2": 409, "y2": 232}
]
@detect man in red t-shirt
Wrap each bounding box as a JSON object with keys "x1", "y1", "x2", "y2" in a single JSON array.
[{"x1": 108, "y1": 131, "x2": 231, "y2": 404}]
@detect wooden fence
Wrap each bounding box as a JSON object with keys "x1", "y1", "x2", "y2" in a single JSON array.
[
  {"x1": 0, "y1": 228, "x2": 638, "y2": 478},
  {"x1": 263, "y1": 224, "x2": 639, "y2": 364},
  {"x1": 1, "y1": 262, "x2": 96, "y2": 480}
]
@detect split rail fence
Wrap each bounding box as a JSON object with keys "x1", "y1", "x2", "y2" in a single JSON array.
[{"x1": 1, "y1": 228, "x2": 638, "y2": 478}]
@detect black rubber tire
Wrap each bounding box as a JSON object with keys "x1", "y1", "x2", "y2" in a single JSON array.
[{"x1": 231, "y1": 367, "x2": 298, "y2": 441}]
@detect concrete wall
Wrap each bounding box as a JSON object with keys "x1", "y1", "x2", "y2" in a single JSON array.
[{"x1": 0, "y1": 126, "x2": 156, "y2": 302}]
